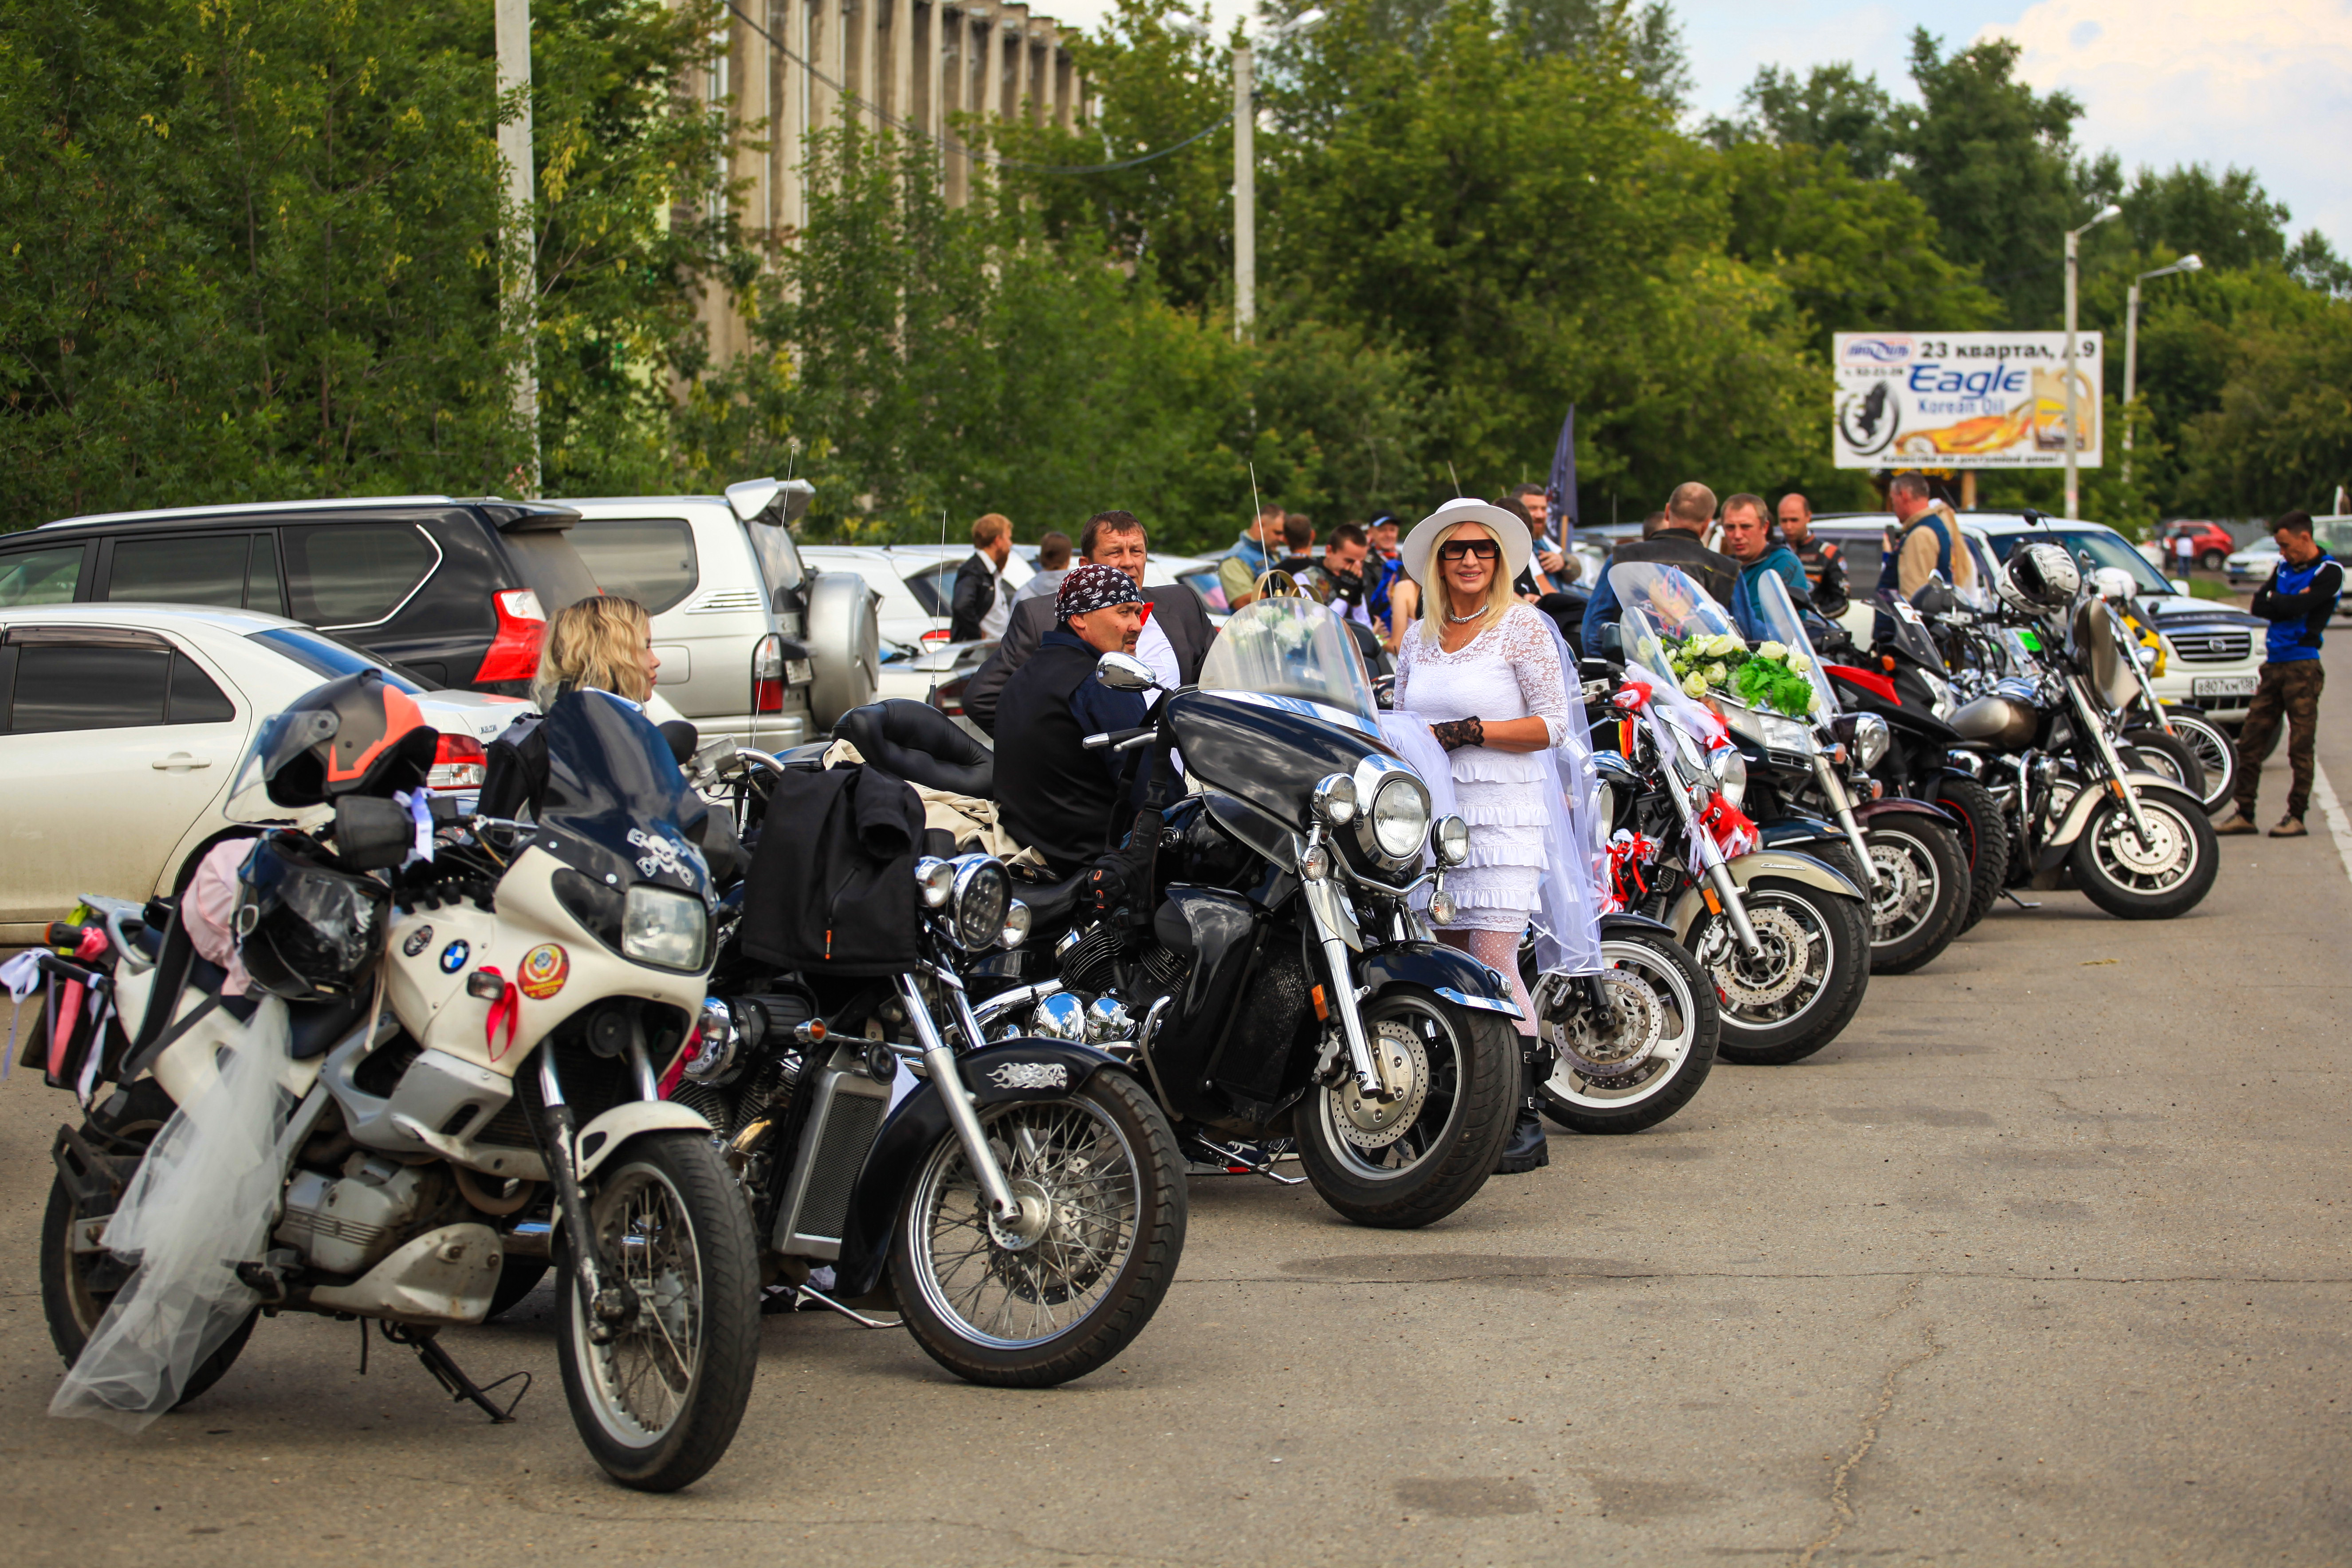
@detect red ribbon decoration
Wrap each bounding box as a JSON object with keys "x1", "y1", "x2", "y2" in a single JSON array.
[
  {"x1": 1697, "y1": 796, "x2": 1760, "y2": 859},
  {"x1": 480, "y1": 967, "x2": 520, "y2": 1060},
  {"x1": 1603, "y1": 831, "x2": 1657, "y2": 913}
]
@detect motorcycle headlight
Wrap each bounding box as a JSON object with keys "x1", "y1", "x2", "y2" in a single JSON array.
[
  {"x1": 1849, "y1": 713, "x2": 1891, "y2": 770},
  {"x1": 914, "y1": 856, "x2": 955, "y2": 909},
  {"x1": 1433, "y1": 814, "x2": 1471, "y2": 868},
  {"x1": 624, "y1": 884, "x2": 708, "y2": 971},
  {"x1": 999, "y1": 899, "x2": 1032, "y2": 950},
  {"x1": 1719, "y1": 701, "x2": 1811, "y2": 757},
  {"x1": 1368, "y1": 772, "x2": 1432, "y2": 861},
  {"x1": 948, "y1": 855, "x2": 1010, "y2": 951},
  {"x1": 1707, "y1": 746, "x2": 1748, "y2": 810},
  {"x1": 1312, "y1": 773, "x2": 1359, "y2": 826}
]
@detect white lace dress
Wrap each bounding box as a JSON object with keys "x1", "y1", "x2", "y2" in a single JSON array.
[{"x1": 1394, "y1": 604, "x2": 1577, "y2": 933}]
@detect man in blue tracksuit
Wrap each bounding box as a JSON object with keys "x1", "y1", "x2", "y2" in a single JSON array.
[
  {"x1": 1718, "y1": 492, "x2": 1815, "y2": 636},
  {"x1": 2218, "y1": 510, "x2": 2342, "y2": 838}
]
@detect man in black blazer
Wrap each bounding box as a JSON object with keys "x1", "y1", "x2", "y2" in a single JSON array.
[{"x1": 964, "y1": 510, "x2": 1216, "y2": 735}]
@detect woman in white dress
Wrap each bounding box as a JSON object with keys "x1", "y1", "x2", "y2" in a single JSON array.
[{"x1": 1392, "y1": 498, "x2": 1579, "y2": 1171}]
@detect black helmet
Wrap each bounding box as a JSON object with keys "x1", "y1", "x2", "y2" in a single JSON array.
[
  {"x1": 234, "y1": 837, "x2": 389, "y2": 1001},
  {"x1": 243, "y1": 672, "x2": 437, "y2": 808},
  {"x1": 1999, "y1": 542, "x2": 2080, "y2": 616}
]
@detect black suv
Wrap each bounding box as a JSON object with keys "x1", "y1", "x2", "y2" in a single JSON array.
[{"x1": 0, "y1": 497, "x2": 601, "y2": 693}]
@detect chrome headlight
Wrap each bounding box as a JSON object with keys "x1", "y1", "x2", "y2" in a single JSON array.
[
  {"x1": 999, "y1": 900, "x2": 1032, "y2": 950},
  {"x1": 1433, "y1": 814, "x2": 1471, "y2": 867},
  {"x1": 914, "y1": 856, "x2": 955, "y2": 909},
  {"x1": 1367, "y1": 772, "x2": 1432, "y2": 861},
  {"x1": 948, "y1": 855, "x2": 1010, "y2": 951},
  {"x1": 1724, "y1": 703, "x2": 1815, "y2": 755},
  {"x1": 1707, "y1": 746, "x2": 1748, "y2": 810},
  {"x1": 683, "y1": 997, "x2": 739, "y2": 1082},
  {"x1": 1849, "y1": 713, "x2": 1891, "y2": 770},
  {"x1": 1312, "y1": 773, "x2": 1359, "y2": 825},
  {"x1": 623, "y1": 884, "x2": 708, "y2": 971}
]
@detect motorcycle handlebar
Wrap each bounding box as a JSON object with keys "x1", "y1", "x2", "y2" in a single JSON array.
[{"x1": 1083, "y1": 726, "x2": 1154, "y2": 751}]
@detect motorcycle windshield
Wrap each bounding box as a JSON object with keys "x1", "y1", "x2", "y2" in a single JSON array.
[
  {"x1": 1871, "y1": 588, "x2": 1945, "y2": 672},
  {"x1": 1753, "y1": 571, "x2": 1839, "y2": 719},
  {"x1": 1195, "y1": 596, "x2": 1381, "y2": 734},
  {"x1": 533, "y1": 689, "x2": 709, "y2": 896}
]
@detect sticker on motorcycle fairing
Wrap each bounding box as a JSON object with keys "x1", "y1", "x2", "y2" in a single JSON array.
[
  {"x1": 986, "y1": 1061, "x2": 1068, "y2": 1090},
  {"x1": 402, "y1": 925, "x2": 434, "y2": 959},
  {"x1": 439, "y1": 939, "x2": 470, "y2": 974},
  {"x1": 625, "y1": 825, "x2": 698, "y2": 885},
  {"x1": 518, "y1": 943, "x2": 569, "y2": 1000}
]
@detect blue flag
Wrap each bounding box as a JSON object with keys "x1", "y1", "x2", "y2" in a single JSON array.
[{"x1": 1544, "y1": 403, "x2": 1577, "y2": 546}]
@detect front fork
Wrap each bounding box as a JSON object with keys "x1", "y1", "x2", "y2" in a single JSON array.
[
  {"x1": 901, "y1": 970, "x2": 1024, "y2": 1223},
  {"x1": 2068, "y1": 675, "x2": 2160, "y2": 850},
  {"x1": 1813, "y1": 754, "x2": 1882, "y2": 888},
  {"x1": 1300, "y1": 876, "x2": 1391, "y2": 1100},
  {"x1": 1661, "y1": 766, "x2": 1762, "y2": 955}
]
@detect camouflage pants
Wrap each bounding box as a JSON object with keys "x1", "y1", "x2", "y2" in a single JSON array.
[{"x1": 2234, "y1": 660, "x2": 2326, "y2": 819}]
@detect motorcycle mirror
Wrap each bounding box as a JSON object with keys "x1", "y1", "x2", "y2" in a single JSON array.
[
  {"x1": 1093, "y1": 652, "x2": 1159, "y2": 693},
  {"x1": 332, "y1": 794, "x2": 414, "y2": 871},
  {"x1": 659, "y1": 719, "x2": 700, "y2": 765},
  {"x1": 1593, "y1": 624, "x2": 1625, "y2": 663},
  {"x1": 1912, "y1": 575, "x2": 1954, "y2": 615}
]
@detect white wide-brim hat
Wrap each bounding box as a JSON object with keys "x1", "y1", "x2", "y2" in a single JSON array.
[{"x1": 1398, "y1": 498, "x2": 1532, "y2": 587}]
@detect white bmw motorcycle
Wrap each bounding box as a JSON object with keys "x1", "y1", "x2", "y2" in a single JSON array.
[{"x1": 35, "y1": 687, "x2": 757, "y2": 1491}]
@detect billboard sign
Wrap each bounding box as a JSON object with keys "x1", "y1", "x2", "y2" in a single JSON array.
[{"x1": 1833, "y1": 332, "x2": 2101, "y2": 470}]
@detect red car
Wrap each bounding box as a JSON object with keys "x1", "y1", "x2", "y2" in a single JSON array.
[{"x1": 2160, "y1": 520, "x2": 2234, "y2": 572}]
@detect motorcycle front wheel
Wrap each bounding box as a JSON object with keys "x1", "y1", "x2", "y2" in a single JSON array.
[
  {"x1": 1534, "y1": 934, "x2": 1719, "y2": 1135},
  {"x1": 556, "y1": 1131, "x2": 760, "y2": 1493},
  {"x1": 2069, "y1": 792, "x2": 2218, "y2": 920},
  {"x1": 892, "y1": 1070, "x2": 1185, "y2": 1387},
  {"x1": 1862, "y1": 819, "x2": 1969, "y2": 975},
  {"x1": 2144, "y1": 716, "x2": 2236, "y2": 813},
  {"x1": 1699, "y1": 880, "x2": 1872, "y2": 1066},
  {"x1": 1292, "y1": 986, "x2": 1519, "y2": 1229}
]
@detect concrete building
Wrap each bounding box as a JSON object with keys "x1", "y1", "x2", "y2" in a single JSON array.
[{"x1": 703, "y1": 0, "x2": 1089, "y2": 363}]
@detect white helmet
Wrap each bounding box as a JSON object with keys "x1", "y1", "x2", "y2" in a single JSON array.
[{"x1": 1998, "y1": 542, "x2": 2079, "y2": 616}]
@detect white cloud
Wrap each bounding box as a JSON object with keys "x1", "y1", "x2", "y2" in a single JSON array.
[{"x1": 1986, "y1": 0, "x2": 2352, "y2": 255}]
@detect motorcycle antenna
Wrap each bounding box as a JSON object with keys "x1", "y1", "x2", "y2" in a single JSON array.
[
  {"x1": 1447, "y1": 460, "x2": 1462, "y2": 496},
  {"x1": 785, "y1": 435, "x2": 798, "y2": 481},
  {"x1": 1248, "y1": 462, "x2": 1262, "y2": 527}
]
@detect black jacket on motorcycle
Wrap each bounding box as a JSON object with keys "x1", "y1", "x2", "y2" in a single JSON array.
[{"x1": 740, "y1": 762, "x2": 927, "y2": 975}]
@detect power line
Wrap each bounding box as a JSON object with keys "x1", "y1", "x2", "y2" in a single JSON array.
[{"x1": 720, "y1": 1, "x2": 1231, "y2": 176}]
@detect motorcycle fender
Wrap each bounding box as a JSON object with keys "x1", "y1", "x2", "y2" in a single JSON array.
[
  {"x1": 1352, "y1": 942, "x2": 1522, "y2": 1019},
  {"x1": 2035, "y1": 774, "x2": 2204, "y2": 871},
  {"x1": 1759, "y1": 815, "x2": 1843, "y2": 850},
  {"x1": 1599, "y1": 910, "x2": 1676, "y2": 939},
  {"x1": 1669, "y1": 850, "x2": 1865, "y2": 944},
  {"x1": 1851, "y1": 797, "x2": 1958, "y2": 828},
  {"x1": 574, "y1": 1101, "x2": 716, "y2": 1181},
  {"x1": 830, "y1": 1041, "x2": 1135, "y2": 1300}
]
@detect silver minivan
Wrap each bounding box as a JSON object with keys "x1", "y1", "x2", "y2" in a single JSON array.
[{"x1": 559, "y1": 479, "x2": 879, "y2": 751}]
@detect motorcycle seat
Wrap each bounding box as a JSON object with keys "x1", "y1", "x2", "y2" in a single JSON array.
[
  {"x1": 1010, "y1": 867, "x2": 1086, "y2": 927},
  {"x1": 287, "y1": 992, "x2": 371, "y2": 1061},
  {"x1": 835, "y1": 700, "x2": 995, "y2": 799}
]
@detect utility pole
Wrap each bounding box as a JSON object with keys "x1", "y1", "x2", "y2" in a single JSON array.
[
  {"x1": 496, "y1": 0, "x2": 540, "y2": 491},
  {"x1": 2121, "y1": 254, "x2": 2203, "y2": 486},
  {"x1": 1232, "y1": 39, "x2": 1253, "y2": 341},
  {"x1": 2061, "y1": 203, "x2": 2119, "y2": 519}
]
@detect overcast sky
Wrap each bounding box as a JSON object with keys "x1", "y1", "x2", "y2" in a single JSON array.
[{"x1": 1038, "y1": 0, "x2": 2352, "y2": 262}]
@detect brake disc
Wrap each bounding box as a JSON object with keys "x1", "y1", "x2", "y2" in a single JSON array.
[
  {"x1": 2101, "y1": 810, "x2": 2183, "y2": 876},
  {"x1": 1548, "y1": 971, "x2": 1664, "y2": 1077},
  {"x1": 1711, "y1": 905, "x2": 1812, "y2": 1010},
  {"x1": 1868, "y1": 842, "x2": 1931, "y2": 937},
  {"x1": 1333, "y1": 1019, "x2": 1428, "y2": 1150}
]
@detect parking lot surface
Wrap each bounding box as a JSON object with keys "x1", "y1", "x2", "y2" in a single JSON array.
[{"x1": 3, "y1": 648, "x2": 2348, "y2": 1566}]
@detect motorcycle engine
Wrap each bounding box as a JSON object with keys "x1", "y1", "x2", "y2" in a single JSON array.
[
  {"x1": 275, "y1": 1155, "x2": 440, "y2": 1277},
  {"x1": 1058, "y1": 921, "x2": 1189, "y2": 1006}
]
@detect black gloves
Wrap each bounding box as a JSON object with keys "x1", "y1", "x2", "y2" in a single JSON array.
[
  {"x1": 1085, "y1": 808, "x2": 1166, "y2": 923},
  {"x1": 1432, "y1": 717, "x2": 1485, "y2": 752}
]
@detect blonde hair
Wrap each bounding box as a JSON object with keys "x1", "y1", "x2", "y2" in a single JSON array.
[
  {"x1": 533, "y1": 595, "x2": 653, "y2": 709},
  {"x1": 1419, "y1": 522, "x2": 1516, "y2": 644}
]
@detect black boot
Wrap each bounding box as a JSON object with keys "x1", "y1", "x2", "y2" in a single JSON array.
[{"x1": 1495, "y1": 1041, "x2": 1549, "y2": 1174}]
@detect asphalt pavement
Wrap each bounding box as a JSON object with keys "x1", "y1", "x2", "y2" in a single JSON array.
[{"x1": 3, "y1": 640, "x2": 2348, "y2": 1566}]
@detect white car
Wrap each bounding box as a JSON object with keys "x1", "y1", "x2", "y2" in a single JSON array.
[{"x1": 0, "y1": 604, "x2": 532, "y2": 941}]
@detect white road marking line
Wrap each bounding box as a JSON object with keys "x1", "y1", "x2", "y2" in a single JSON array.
[{"x1": 2310, "y1": 763, "x2": 2352, "y2": 890}]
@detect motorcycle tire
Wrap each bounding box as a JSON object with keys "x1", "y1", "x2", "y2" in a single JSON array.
[
  {"x1": 2068, "y1": 791, "x2": 2219, "y2": 921},
  {"x1": 555, "y1": 1131, "x2": 761, "y2": 1493},
  {"x1": 41, "y1": 1079, "x2": 259, "y2": 1408},
  {"x1": 2124, "y1": 730, "x2": 2207, "y2": 804},
  {"x1": 891, "y1": 1069, "x2": 1186, "y2": 1388},
  {"x1": 1535, "y1": 932, "x2": 1719, "y2": 1135},
  {"x1": 2142, "y1": 718, "x2": 2235, "y2": 814},
  {"x1": 1930, "y1": 776, "x2": 2011, "y2": 933},
  {"x1": 1703, "y1": 879, "x2": 1872, "y2": 1067},
  {"x1": 1861, "y1": 818, "x2": 1970, "y2": 975},
  {"x1": 1292, "y1": 985, "x2": 1519, "y2": 1229}
]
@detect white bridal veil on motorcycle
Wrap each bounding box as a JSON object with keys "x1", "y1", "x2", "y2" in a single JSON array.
[{"x1": 51, "y1": 998, "x2": 295, "y2": 1429}]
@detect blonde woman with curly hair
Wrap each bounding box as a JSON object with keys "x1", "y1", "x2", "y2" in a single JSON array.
[{"x1": 530, "y1": 594, "x2": 661, "y2": 710}]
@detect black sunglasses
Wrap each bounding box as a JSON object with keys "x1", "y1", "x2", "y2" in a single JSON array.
[{"x1": 1437, "y1": 539, "x2": 1502, "y2": 562}]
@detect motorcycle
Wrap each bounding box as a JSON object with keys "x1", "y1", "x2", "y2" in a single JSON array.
[
  {"x1": 1593, "y1": 566, "x2": 1872, "y2": 1065},
  {"x1": 39, "y1": 689, "x2": 759, "y2": 1491},
  {"x1": 667, "y1": 739, "x2": 1188, "y2": 1388},
  {"x1": 2081, "y1": 566, "x2": 2235, "y2": 812}
]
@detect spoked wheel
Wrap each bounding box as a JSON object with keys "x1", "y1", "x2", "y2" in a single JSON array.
[
  {"x1": 1292, "y1": 986, "x2": 1518, "y2": 1229},
  {"x1": 556, "y1": 1132, "x2": 759, "y2": 1492},
  {"x1": 2124, "y1": 730, "x2": 2206, "y2": 803},
  {"x1": 1694, "y1": 880, "x2": 1872, "y2": 1066},
  {"x1": 1930, "y1": 777, "x2": 2010, "y2": 933},
  {"x1": 41, "y1": 1081, "x2": 260, "y2": 1410},
  {"x1": 2069, "y1": 791, "x2": 2218, "y2": 920},
  {"x1": 1533, "y1": 934, "x2": 1719, "y2": 1135},
  {"x1": 2148, "y1": 715, "x2": 2236, "y2": 813},
  {"x1": 1860, "y1": 820, "x2": 1969, "y2": 974},
  {"x1": 893, "y1": 1072, "x2": 1185, "y2": 1387}
]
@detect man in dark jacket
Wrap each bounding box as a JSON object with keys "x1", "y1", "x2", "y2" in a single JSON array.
[
  {"x1": 2218, "y1": 510, "x2": 2343, "y2": 838},
  {"x1": 1777, "y1": 491, "x2": 1849, "y2": 619},
  {"x1": 993, "y1": 564, "x2": 1155, "y2": 873},
  {"x1": 1581, "y1": 482, "x2": 1739, "y2": 651},
  {"x1": 948, "y1": 512, "x2": 1015, "y2": 642},
  {"x1": 964, "y1": 511, "x2": 1217, "y2": 734}
]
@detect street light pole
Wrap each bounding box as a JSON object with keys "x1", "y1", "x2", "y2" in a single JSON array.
[
  {"x1": 1233, "y1": 39, "x2": 1253, "y2": 341},
  {"x1": 2062, "y1": 203, "x2": 2120, "y2": 519},
  {"x1": 495, "y1": 0, "x2": 539, "y2": 491},
  {"x1": 2121, "y1": 254, "x2": 2203, "y2": 486}
]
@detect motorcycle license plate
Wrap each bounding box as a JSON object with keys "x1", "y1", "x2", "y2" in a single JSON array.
[{"x1": 2193, "y1": 675, "x2": 2258, "y2": 699}]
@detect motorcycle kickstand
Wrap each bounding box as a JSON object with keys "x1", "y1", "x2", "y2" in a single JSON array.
[
  {"x1": 1190, "y1": 1135, "x2": 1308, "y2": 1186},
  {"x1": 792, "y1": 1283, "x2": 902, "y2": 1328},
  {"x1": 2000, "y1": 890, "x2": 2042, "y2": 910},
  {"x1": 382, "y1": 1322, "x2": 529, "y2": 1423}
]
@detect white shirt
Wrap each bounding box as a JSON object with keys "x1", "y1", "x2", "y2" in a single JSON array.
[
  {"x1": 1138, "y1": 609, "x2": 1180, "y2": 692},
  {"x1": 979, "y1": 559, "x2": 1012, "y2": 641}
]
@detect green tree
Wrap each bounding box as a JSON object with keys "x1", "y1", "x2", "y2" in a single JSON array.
[{"x1": 1704, "y1": 61, "x2": 1900, "y2": 181}]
